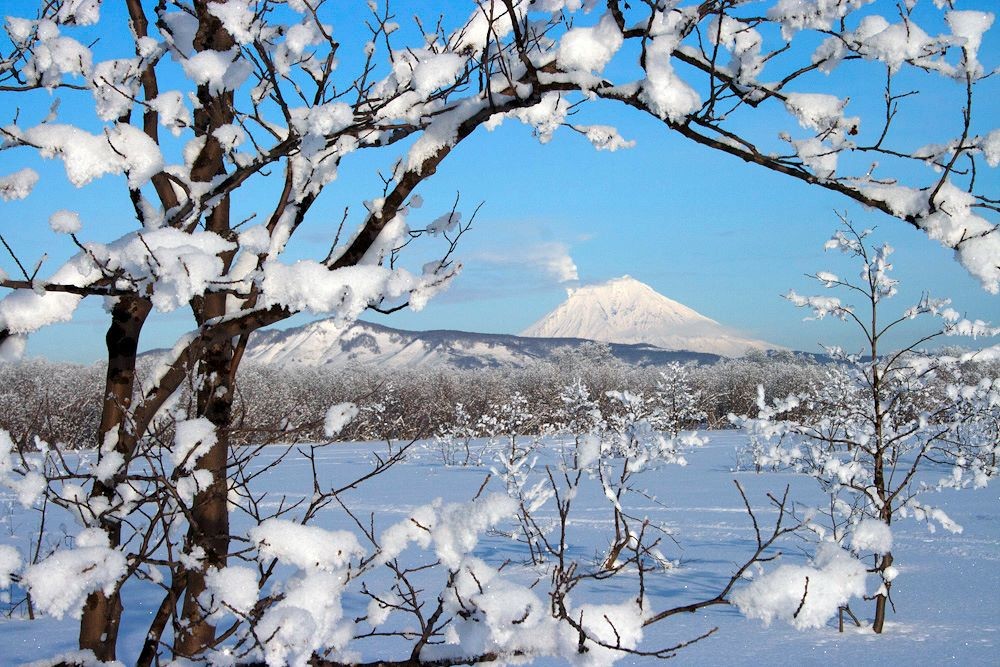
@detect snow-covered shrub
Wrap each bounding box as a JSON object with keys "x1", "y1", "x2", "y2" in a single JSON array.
[
  {"x1": 0, "y1": 355, "x2": 852, "y2": 449},
  {"x1": 430, "y1": 403, "x2": 480, "y2": 466},
  {"x1": 0, "y1": 360, "x2": 103, "y2": 450},
  {"x1": 734, "y1": 223, "x2": 1000, "y2": 633},
  {"x1": 651, "y1": 362, "x2": 707, "y2": 436},
  {"x1": 732, "y1": 543, "x2": 867, "y2": 630}
]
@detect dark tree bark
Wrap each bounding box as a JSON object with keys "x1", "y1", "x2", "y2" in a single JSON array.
[
  {"x1": 173, "y1": 3, "x2": 238, "y2": 655},
  {"x1": 78, "y1": 295, "x2": 151, "y2": 661},
  {"x1": 873, "y1": 550, "x2": 893, "y2": 634},
  {"x1": 174, "y1": 312, "x2": 235, "y2": 656}
]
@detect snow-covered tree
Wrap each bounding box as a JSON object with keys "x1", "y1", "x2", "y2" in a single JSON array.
[
  {"x1": 0, "y1": 0, "x2": 997, "y2": 663},
  {"x1": 601, "y1": 389, "x2": 705, "y2": 568},
  {"x1": 432, "y1": 402, "x2": 479, "y2": 466},
  {"x1": 652, "y1": 361, "x2": 706, "y2": 437},
  {"x1": 735, "y1": 223, "x2": 999, "y2": 633}
]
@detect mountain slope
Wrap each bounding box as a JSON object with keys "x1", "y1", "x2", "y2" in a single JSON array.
[
  {"x1": 242, "y1": 319, "x2": 720, "y2": 369},
  {"x1": 520, "y1": 275, "x2": 779, "y2": 357}
]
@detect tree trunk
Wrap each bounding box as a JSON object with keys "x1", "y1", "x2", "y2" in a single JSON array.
[
  {"x1": 78, "y1": 296, "x2": 150, "y2": 660},
  {"x1": 137, "y1": 571, "x2": 188, "y2": 667},
  {"x1": 174, "y1": 291, "x2": 235, "y2": 658},
  {"x1": 173, "y1": 426, "x2": 231, "y2": 656},
  {"x1": 78, "y1": 590, "x2": 124, "y2": 662},
  {"x1": 872, "y1": 550, "x2": 893, "y2": 633},
  {"x1": 173, "y1": 3, "x2": 238, "y2": 655}
]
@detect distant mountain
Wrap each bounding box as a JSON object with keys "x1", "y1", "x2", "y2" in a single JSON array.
[
  {"x1": 239, "y1": 276, "x2": 784, "y2": 369},
  {"x1": 242, "y1": 319, "x2": 720, "y2": 369},
  {"x1": 521, "y1": 275, "x2": 781, "y2": 357}
]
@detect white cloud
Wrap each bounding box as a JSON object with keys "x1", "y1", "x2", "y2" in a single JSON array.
[
  {"x1": 530, "y1": 241, "x2": 579, "y2": 282},
  {"x1": 474, "y1": 241, "x2": 578, "y2": 283}
]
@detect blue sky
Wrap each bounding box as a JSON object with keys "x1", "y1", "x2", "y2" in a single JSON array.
[
  {"x1": 1, "y1": 1, "x2": 997, "y2": 362},
  {"x1": 367, "y1": 105, "x2": 999, "y2": 355}
]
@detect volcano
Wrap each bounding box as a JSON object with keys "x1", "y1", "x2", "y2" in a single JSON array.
[{"x1": 520, "y1": 275, "x2": 779, "y2": 357}]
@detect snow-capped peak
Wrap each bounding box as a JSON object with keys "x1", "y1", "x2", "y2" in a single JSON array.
[{"x1": 521, "y1": 275, "x2": 780, "y2": 357}]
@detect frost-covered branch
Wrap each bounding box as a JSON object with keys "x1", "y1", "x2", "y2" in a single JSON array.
[{"x1": 734, "y1": 221, "x2": 998, "y2": 633}]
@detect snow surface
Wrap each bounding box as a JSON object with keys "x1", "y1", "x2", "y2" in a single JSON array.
[
  {"x1": 1, "y1": 432, "x2": 996, "y2": 665},
  {"x1": 520, "y1": 276, "x2": 781, "y2": 357}
]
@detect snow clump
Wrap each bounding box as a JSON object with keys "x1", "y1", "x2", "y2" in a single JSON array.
[
  {"x1": 850, "y1": 518, "x2": 893, "y2": 555},
  {"x1": 323, "y1": 402, "x2": 358, "y2": 437},
  {"x1": 557, "y1": 13, "x2": 623, "y2": 73},
  {"x1": 0, "y1": 168, "x2": 40, "y2": 201},
  {"x1": 20, "y1": 528, "x2": 127, "y2": 619},
  {"x1": 203, "y1": 565, "x2": 260, "y2": 617},
  {"x1": 732, "y1": 543, "x2": 867, "y2": 629},
  {"x1": 252, "y1": 520, "x2": 363, "y2": 573},
  {"x1": 249, "y1": 520, "x2": 365, "y2": 667},
  {"x1": 49, "y1": 210, "x2": 81, "y2": 234},
  {"x1": 0, "y1": 545, "x2": 21, "y2": 588},
  {"x1": 172, "y1": 417, "x2": 217, "y2": 471}
]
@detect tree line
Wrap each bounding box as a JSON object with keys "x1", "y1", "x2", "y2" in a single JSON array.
[{"x1": 3, "y1": 346, "x2": 995, "y2": 449}]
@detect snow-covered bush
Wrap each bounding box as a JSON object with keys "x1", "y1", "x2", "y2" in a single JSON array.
[
  {"x1": 732, "y1": 543, "x2": 867, "y2": 631},
  {"x1": 652, "y1": 361, "x2": 707, "y2": 436},
  {"x1": 596, "y1": 388, "x2": 705, "y2": 569},
  {"x1": 0, "y1": 360, "x2": 103, "y2": 450},
  {"x1": 432, "y1": 403, "x2": 480, "y2": 467},
  {"x1": 734, "y1": 223, "x2": 1000, "y2": 633}
]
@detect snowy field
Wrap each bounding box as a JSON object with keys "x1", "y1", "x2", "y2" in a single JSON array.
[{"x1": 2, "y1": 431, "x2": 997, "y2": 666}]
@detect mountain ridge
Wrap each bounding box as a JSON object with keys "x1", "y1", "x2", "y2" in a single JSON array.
[
  {"x1": 241, "y1": 319, "x2": 721, "y2": 369},
  {"x1": 238, "y1": 276, "x2": 783, "y2": 368}
]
